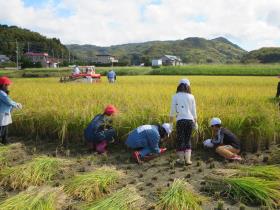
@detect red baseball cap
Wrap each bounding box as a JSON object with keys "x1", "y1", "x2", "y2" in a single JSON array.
[
  {"x1": 104, "y1": 105, "x2": 118, "y2": 116},
  {"x1": 0, "y1": 77, "x2": 12, "y2": 85}
]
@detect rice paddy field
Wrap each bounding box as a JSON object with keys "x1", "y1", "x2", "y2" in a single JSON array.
[
  {"x1": 9, "y1": 76, "x2": 280, "y2": 151},
  {"x1": 0, "y1": 75, "x2": 279, "y2": 209}
]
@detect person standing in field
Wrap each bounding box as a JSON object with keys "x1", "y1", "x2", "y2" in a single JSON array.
[
  {"x1": 84, "y1": 105, "x2": 118, "y2": 154},
  {"x1": 107, "y1": 70, "x2": 116, "y2": 83},
  {"x1": 276, "y1": 75, "x2": 280, "y2": 98},
  {"x1": 170, "y1": 78, "x2": 198, "y2": 165},
  {"x1": 0, "y1": 77, "x2": 22, "y2": 144},
  {"x1": 203, "y1": 118, "x2": 242, "y2": 160},
  {"x1": 72, "y1": 65, "x2": 80, "y2": 75},
  {"x1": 125, "y1": 123, "x2": 172, "y2": 164}
]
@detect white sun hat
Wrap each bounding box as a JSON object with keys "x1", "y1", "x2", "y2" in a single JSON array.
[
  {"x1": 210, "y1": 117, "x2": 222, "y2": 126},
  {"x1": 162, "y1": 123, "x2": 173, "y2": 137},
  {"x1": 179, "y1": 78, "x2": 190, "y2": 86}
]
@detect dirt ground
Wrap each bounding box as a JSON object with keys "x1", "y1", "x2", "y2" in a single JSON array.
[{"x1": 4, "y1": 137, "x2": 277, "y2": 210}]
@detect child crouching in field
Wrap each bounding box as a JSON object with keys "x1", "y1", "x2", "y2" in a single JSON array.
[
  {"x1": 170, "y1": 79, "x2": 198, "y2": 165},
  {"x1": 125, "y1": 123, "x2": 172, "y2": 164},
  {"x1": 84, "y1": 105, "x2": 118, "y2": 154},
  {"x1": 203, "y1": 118, "x2": 242, "y2": 160},
  {"x1": 0, "y1": 77, "x2": 22, "y2": 144}
]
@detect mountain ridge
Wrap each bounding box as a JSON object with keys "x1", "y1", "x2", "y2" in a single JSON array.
[{"x1": 67, "y1": 37, "x2": 247, "y2": 64}]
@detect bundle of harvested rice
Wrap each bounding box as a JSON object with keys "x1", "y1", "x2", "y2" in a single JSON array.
[
  {"x1": 64, "y1": 167, "x2": 123, "y2": 201},
  {"x1": 0, "y1": 156, "x2": 73, "y2": 190}
]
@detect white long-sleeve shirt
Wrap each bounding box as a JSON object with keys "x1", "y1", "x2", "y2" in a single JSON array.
[{"x1": 170, "y1": 92, "x2": 197, "y2": 121}]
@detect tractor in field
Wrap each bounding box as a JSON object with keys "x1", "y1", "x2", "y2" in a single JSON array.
[{"x1": 60, "y1": 66, "x2": 101, "y2": 83}]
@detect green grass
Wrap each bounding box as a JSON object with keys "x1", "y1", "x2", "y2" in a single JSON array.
[
  {"x1": 206, "y1": 176, "x2": 280, "y2": 208},
  {"x1": 64, "y1": 167, "x2": 122, "y2": 201},
  {"x1": 156, "y1": 179, "x2": 204, "y2": 210},
  {"x1": 0, "y1": 156, "x2": 73, "y2": 190},
  {"x1": 1, "y1": 64, "x2": 280, "y2": 78},
  {"x1": 150, "y1": 64, "x2": 280, "y2": 76},
  {"x1": 0, "y1": 186, "x2": 67, "y2": 210},
  {"x1": 85, "y1": 186, "x2": 142, "y2": 210}
]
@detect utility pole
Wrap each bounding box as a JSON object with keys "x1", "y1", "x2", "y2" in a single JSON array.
[
  {"x1": 68, "y1": 50, "x2": 70, "y2": 64},
  {"x1": 16, "y1": 40, "x2": 19, "y2": 70},
  {"x1": 27, "y1": 41, "x2": 30, "y2": 52}
]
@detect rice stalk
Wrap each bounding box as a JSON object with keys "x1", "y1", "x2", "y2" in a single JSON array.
[
  {"x1": 206, "y1": 176, "x2": 280, "y2": 208},
  {"x1": 0, "y1": 156, "x2": 73, "y2": 190},
  {"x1": 0, "y1": 186, "x2": 68, "y2": 210},
  {"x1": 64, "y1": 167, "x2": 122, "y2": 201},
  {"x1": 85, "y1": 186, "x2": 142, "y2": 210},
  {"x1": 156, "y1": 179, "x2": 204, "y2": 210},
  {"x1": 270, "y1": 149, "x2": 280, "y2": 164},
  {"x1": 237, "y1": 165, "x2": 280, "y2": 180}
]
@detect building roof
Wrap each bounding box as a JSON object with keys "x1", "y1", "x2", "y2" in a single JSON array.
[
  {"x1": 0, "y1": 55, "x2": 9, "y2": 60},
  {"x1": 96, "y1": 54, "x2": 114, "y2": 57},
  {"x1": 25, "y1": 52, "x2": 49, "y2": 56},
  {"x1": 163, "y1": 55, "x2": 181, "y2": 61}
]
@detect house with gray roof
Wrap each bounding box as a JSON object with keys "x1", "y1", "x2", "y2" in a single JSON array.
[
  {"x1": 161, "y1": 55, "x2": 182, "y2": 66},
  {"x1": 0, "y1": 55, "x2": 10, "y2": 63}
]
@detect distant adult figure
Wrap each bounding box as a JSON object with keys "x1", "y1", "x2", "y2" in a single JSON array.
[
  {"x1": 125, "y1": 123, "x2": 172, "y2": 163},
  {"x1": 107, "y1": 70, "x2": 116, "y2": 83},
  {"x1": 72, "y1": 65, "x2": 80, "y2": 75},
  {"x1": 203, "y1": 118, "x2": 242, "y2": 161},
  {"x1": 276, "y1": 75, "x2": 280, "y2": 98}
]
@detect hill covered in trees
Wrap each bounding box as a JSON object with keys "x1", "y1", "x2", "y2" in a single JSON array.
[
  {"x1": 0, "y1": 24, "x2": 68, "y2": 62},
  {"x1": 67, "y1": 37, "x2": 247, "y2": 65},
  {"x1": 241, "y1": 47, "x2": 280, "y2": 63}
]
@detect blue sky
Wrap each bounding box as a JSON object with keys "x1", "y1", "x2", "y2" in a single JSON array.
[{"x1": 1, "y1": 0, "x2": 280, "y2": 50}]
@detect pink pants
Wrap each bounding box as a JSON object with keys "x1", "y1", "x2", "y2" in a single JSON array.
[{"x1": 88, "y1": 140, "x2": 108, "y2": 154}]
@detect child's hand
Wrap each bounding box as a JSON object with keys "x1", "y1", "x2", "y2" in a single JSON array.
[{"x1": 16, "y1": 103, "x2": 23, "y2": 110}]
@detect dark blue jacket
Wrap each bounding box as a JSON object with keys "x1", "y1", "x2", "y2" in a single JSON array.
[
  {"x1": 84, "y1": 114, "x2": 116, "y2": 143},
  {"x1": 125, "y1": 125, "x2": 161, "y2": 154}
]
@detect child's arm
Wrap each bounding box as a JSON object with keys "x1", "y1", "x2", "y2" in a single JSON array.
[{"x1": 0, "y1": 93, "x2": 17, "y2": 107}]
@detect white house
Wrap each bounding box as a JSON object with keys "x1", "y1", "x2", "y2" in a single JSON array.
[
  {"x1": 152, "y1": 59, "x2": 162, "y2": 67},
  {"x1": 0, "y1": 55, "x2": 10, "y2": 63},
  {"x1": 96, "y1": 54, "x2": 118, "y2": 64},
  {"x1": 161, "y1": 55, "x2": 182, "y2": 66}
]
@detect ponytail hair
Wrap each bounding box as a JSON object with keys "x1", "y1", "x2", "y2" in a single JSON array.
[{"x1": 176, "y1": 83, "x2": 191, "y2": 94}]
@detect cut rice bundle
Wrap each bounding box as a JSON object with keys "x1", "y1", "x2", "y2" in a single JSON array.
[
  {"x1": 156, "y1": 179, "x2": 204, "y2": 210},
  {"x1": 64, "y1": 167, "x2": 122, "y2": 201},
  {"x1": 0, "y1": 156, "x2": 73, "y2": 190},
  {"x1": 0, "y1": 186, "x2": 68, "y2": 210}
]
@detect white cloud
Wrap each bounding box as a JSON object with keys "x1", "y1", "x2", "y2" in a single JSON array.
[{"x1": 1, "y1": 0, "x2": 280, "y2": 50}]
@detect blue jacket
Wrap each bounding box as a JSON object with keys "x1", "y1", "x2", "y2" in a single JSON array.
[
  {"x1": 0, "y1": 90, "x2": 17, "y2": 114},
  {"x1": 84, "y1": 114, "x2": 116, "y2": 143},
  {"x1": 107, "y1": 70, "x2": 116, "y2": 79},
  {"x1": 125, "y1": 125, "x2": 161, "y2": 154}
]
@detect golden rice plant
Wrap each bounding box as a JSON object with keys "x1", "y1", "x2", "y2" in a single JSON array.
[
  {"x1": 64, "y1": 167, "x2": 123, "y2": 201},
  {"x1": 85, "y1": 186, "x2": 143, "y2": 210},
  {"x1": 156, "y1": 179, "x2": 204, "y2": 210},
  {"x1": 9, "y1": 76, "x2": 279, "y2": 151},
  {"x1": 0, "y1": 143, "x2": 27, "y2": 169},
  {"x1": 0, "y1": 156, "x2": 73, "y2": 190},
  {"x1": 0, "y1": 186, "x2": 68, "y2": 210}
]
